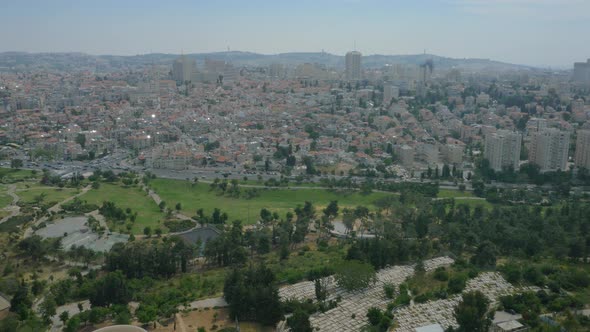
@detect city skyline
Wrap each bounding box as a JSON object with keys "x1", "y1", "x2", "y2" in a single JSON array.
[{"x1": 1, "y1": 0, "x2": 590, "y2": 68}]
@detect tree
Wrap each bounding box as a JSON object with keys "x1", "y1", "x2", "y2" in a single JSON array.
[
  {"x1": 224, "y1": 265, "x2": 283, "y2": 325},
  {"x1": 89, "y1": 271, "x2": 130, "y2": 307},
  {"x1": 471, "y1": 241, "x2": 497, "y2": 268},
  {"x1": 314, "y1": 279, "x2": 328, "y2": 302},
  {"x1": 323, "y1": 200, "x2": 339, "y2": 219},
  {"x1": 454, "y1": 291, "x2": 492, "y2": 332},
  {"x1": 64, "y1": 316, "x2": 81, "y2": 332},
  {"x1": 367, "y1": 307, "x2": 383, "y2": 326},
  {"x1": 287, "y1": 310, "x2": 312, "y2": 332},
  {"x1": 136, "y1": 304, "x2": 158, "y2": 326},
  {"x1": 75, "y1": 133, "x2": 86, "y2": 149},
  {"x1": 18, "y1": 235, "x2": 48, "y2": 261},
  {"x1": 10, "y1": 158, "x2": 23, "y2": 169},
  {"x1": 59, "y1": 311, "x2": 70, "y2": 325},
  {"x1": 158, "y1": 201, "x2": 166, "y2": 211},
  {"x1": 40, "y1": 296, "x2": 57, "y2": 323},
  {"x1": 334, "y1": 260, "x2": 376, "y2": 291},
  {"x1": 10, "y1": 282, "x2": 32, "y2": 319},
  {"x1": 448, "y1": 274, "x2": 467, "y2": 294},
  {"x1": 143, "y1": 226, "x2": 152, "y2": 237}
]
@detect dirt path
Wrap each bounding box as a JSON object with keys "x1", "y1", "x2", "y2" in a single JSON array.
[
  {"x1": 175, "y1": 313, "x2": 188, "y2": 332},
  {"x1": 0, "y1": 184, "x2": 21, "y2": 224},
  {"x1": 144, "y1": 185, "x2": 193, "y2": 221}
]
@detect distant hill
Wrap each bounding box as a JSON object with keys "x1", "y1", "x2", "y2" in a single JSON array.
[{"x1": 0, "y1": 51, "x2": 534, "y2": 73}]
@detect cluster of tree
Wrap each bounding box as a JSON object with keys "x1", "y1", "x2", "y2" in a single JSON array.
[
  {"x1": 421, "y1": 164, "x2": 463, "y2": 180},
  {"x1": 436, "y1": 200, "x2": 590, "y2": 261},
  {"x1": 17, "y1": 235, "x2": 61, "y2": 261},
  {"x1": 449, "y1": 291, "x2": 492, "y2": 332},
  {"x1": 99, "y1": 201, "x2": 131, "y2": 222},
  {"x1": 204, "y1": 202, "x2": 317, "y2": 267},
  {"x1": 204, "y1": 140, "x2": 220, "y2": 152},
  {"x1": 500, "y1": 290, "x2": 588, "y2": 329},
  {"x1": 374, "y1": 181, "x2": 439, "y2": 197},
  {"x1": 106, "y1": 237, "x2": 195, "y2": 278},
  {"x1": 195, "y1": 207, "x2": 229, "y2": 226},
  {"x1": 60, "y1": 197, "x2": 98, "y2": 214},
  {"x1": 365, "y1": 307, "x2": 393, "y2": 332},
  {"x1": 40, "y1": 169, "x2": 66, "y2": 187},
  {"x1": 209, "y1": 178, "x2": 242, "y2": 198},
  {"x1": 223, "y1": 264, "x2": 283, "y2": 326},
  {"x1": 204, "y1": 221, "x2": 248, "y2": 266},
  {"x1": 87, "y1": 169, "x2": 119, "y2": 182},
  {"x1": 477, "y1": 159, "x2": 589, "y2": 189}
]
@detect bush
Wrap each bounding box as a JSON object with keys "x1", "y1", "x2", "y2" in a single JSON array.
[
  {"x1": 414, "y1": 293, "x2": 432, "y2": 303},
  {"x1": 383, "y1": 283, "x2": 395, "y2": 299},
  {"x1": 433, "y1": 267, "x2": 449, "y2": 281},
  {"x1": 366, "y1": 307, "x2": 383, "y2": 326},
  {"x1": 448, "y1": 274, "x2": 467, "y2": 294},
  {"x1": 164, "y1": 219, "x2": 196, "y2": 232}
]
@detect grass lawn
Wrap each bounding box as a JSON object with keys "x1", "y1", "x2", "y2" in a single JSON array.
[
  {"x1": 437, "y1": 189, "x2": 473, "y2": 199},
  {"x1": 150, "y1": 178, "x2": 393, "y2": 224},
  {"x1": 265, "y1": 245, "x2": 347, "y2": 284},
  {"x1": 0, "y1": 168, "x2": 38, "y2": 181},
  {"x1": 454, "y1": 198, "x2": 493, "y2": 210},
  {"x1": 17, "y1": 187, "x2": 79, "y2": 204},
  {"x1": 79, "y1": 183, "x2": 166, "y2": 234},
  {"x1": 0, "y1": 185, "x2": 12, "y2": 208}
]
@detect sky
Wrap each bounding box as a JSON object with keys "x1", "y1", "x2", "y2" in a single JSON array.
[{"x1": 1, "y1": 0, "x2": 589, "y2": 68}]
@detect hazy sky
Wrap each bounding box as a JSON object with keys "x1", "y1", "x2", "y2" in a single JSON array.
[{"x1": 1, "y1": 0, "x2": 589, "y2": 68}]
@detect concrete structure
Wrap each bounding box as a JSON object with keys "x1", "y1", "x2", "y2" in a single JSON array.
[
  {"x1": 443, "y1": 144, "x2": 464, "y2": 165},
  {"x1": 383, "y1": 84, "x2": 399, "y2": 104},
  {"x1": 35, "y1": 216, "x2": 128, "y2": 252},
  {"x1": 416, "y1": 143, "x2": 439, "y2": 165},
  {"x1": 172, "y1": 55, "x2": 196, "y2": 83},
  {"x1": 415, "y1": 324, "x2": 444, "y2": 332},
  {"x1": 491, "y1": 311, "x2": 528, "y2": 332},
  {"x1": 575, "y1": 129, "x2": 590, "y2": 169},
  {"x1": 573, "y1": 59, "x2": 590, "y2": 84},
  {"x1": 345, "y1": 51, "x2": 362, "y2": 80},
  {"x1": 269, "y1": 63, "x2": 285, "y2": 79},
  {"x1": 476, "y1": 92, "x2": 490, "y2": 106},
  {"x1": 526, "y1": 117, "x2": 547, "y2": 134},
  {"x1": 529, "y1": 128, "x2": 570, "y2": 172},
  {"x1": 484, "y1": 130, "x2": 522, "y2": 172},
  {"x1": 396, "y1": 144, "x2": 415, "y2": 168},
  {"x1": 93, "y1": 326, "x2": 147, "y2": 332}
]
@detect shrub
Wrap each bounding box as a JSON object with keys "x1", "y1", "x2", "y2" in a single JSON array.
[
  {"x1": 448, "y1": 274, "x2": 467, "y2": 294},
  {"x1": 383, "y1": 283, "x2": 395, "y2": 299},
  {"x1": 433, "y1": 267, "x2": 449, "y2": 281}
]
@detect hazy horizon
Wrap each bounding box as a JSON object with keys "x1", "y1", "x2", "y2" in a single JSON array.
[{"x1": 2, "y1": 0, "x2": 590, "y2": 68}]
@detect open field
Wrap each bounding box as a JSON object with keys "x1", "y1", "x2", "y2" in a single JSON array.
[
  {"x1": 150, "y1": 178, "x2": 394, "y2": 224},
  {"x1": 437, "y1": 189, "x2": 473, "y2": 198},
  {"x1": 79, "y1": 183, "x2": 166, "y2": 234},
  {"x1": 17, "y1": 187, "x2": 79, "y2": 204},
  {"x1": 453, "y1": 198, "x2": 493, "y2": 210},
  {"x1": 265, "y1": 244, "x2": 346, "y2": 283},
  {"x1": 0, "y1": 168, "x2": 38, "y2": 181},
  {"x1": 0, "y1": 188, "x2": 12, "y2": 208}
]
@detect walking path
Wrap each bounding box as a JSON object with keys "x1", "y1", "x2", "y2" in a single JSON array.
[
  {"x1": 0, "y1": 184, "x2": 20, "y2": 224},
  {"x1": 180, "y1": 297, "x2": 228, "y2": 310},
  {"x1": 23, "y1": 185, "x2": 92, "y2": 238},
  {"x1": 175, "y1": 313, "x2": 188, "y2": 332}
]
